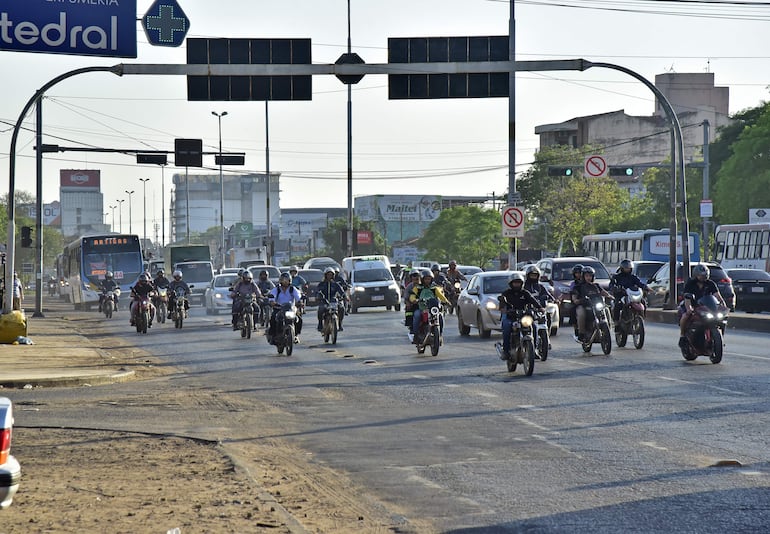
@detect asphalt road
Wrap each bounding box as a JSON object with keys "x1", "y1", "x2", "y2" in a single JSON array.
[{"x1": 14, "y1": 304, "x2": 770, "y2": 532}]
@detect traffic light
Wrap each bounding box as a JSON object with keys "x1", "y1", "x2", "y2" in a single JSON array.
[
  {"x1": 609, "y1": 166, "x2": 634, "y2": 177},
  {"x1": 547, "y1": 166, "x2": 574, "y2": 177},
  {"x1": 20, "y1": 226, "x2": 33, "y2": 248}
]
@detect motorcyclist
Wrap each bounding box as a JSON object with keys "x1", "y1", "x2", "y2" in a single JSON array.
[
  {"x1": 153, "y1": 269, "x2": 170, "y2": 290},
  {"x1": 430, "y1": 264, "x2": 448, "y2": 290},
  {"x1": 678, "y1": 264, "x2": 726, "y2": 348},
  {"x1": 571, "y1": 266, "x2": 613, "y2": 342},
  {"x1": 568, "y1": 264, "x2": 584, "y2": 337},
  {"x1": 129, "y1": 273, "x2": 156, "y2": 327},
  {"x1": 268, "y1": 272, "x2": 304, "y2": 343},
  {"x1": 255, "y1": 270, "x2": 275, "y2": 295},
  {"x1": 445, "y1": 260, "x2": 467, "y2": 285},
  {"x1": 403, "y1": 269, "x2": 421, "y2": 334},
  {"x1": 288, "y1": 265, "x2": 307, "y2": 293},
  {"x1": 523, "y1": 265, "x2": 555, "y2": 306},
  {"x1": 333, "y1": 267, "x2": 349, "y2": 291},
  {"x1": 98, "y1": 271, "x2": 119, "y2": 312},
  {"x1": 167, "y1": 270, "x2": 191, "y2": 319},
  {"x1": 409, "y1": 270, "x2": 449, "y2": 343},
  {"x1": 230, "y1": 270, "x2": 260, "y2": 330},
  {"x1": 316, "y1": 267, "x2": 347, "y2": 332},
  {"x1": 609, "y1": 259, "x2": 648, "y2": 329},
  {"x1": 498, "y1": 272, "x2": 544, "y2": 359}
]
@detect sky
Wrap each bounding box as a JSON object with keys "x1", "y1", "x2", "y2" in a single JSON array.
[{"x1": 2, "y1": 0, "x2": 770, "y2": 239}]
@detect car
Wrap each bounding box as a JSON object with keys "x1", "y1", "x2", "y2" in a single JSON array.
[
  {"x1": 726, "y1": 269, "x2": 770, "y2": 313},
  {"x1": 247, "y1": 265, "x2": 282, "y2": 284},
  {"x1": 303, "y1": 257, "x2": 341, "y2": 271},
  {"x1": 536, "y1": 256, "x2": 611, "y2": 324},
  {"x1": 0, "y1": 397, "x2": 20, "y2": 509},
  {"x1": 298, "y1": 268, "x2": 324, "y2": 307},
  {"x1": 646, "y1": 262, "x2": 736, "y2": 310},
  {"x1": 218, "y1": 267, "x2": 241, "y2": 275},
  {"x1": 456, "y1": 270, "x2": 514, "y2": 338},
  {"x1": 347, "y1": 260, "x2": 401, "y2": 313},
  {"x1": 631, "y1": 261, "x2": 666, "y2": 284},
  {"x1": 204, "y1": 273, "x2": 240, "y2": 315}
]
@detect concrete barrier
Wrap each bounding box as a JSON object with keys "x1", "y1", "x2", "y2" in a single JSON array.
[{"x1": 646, "y1": 309, "x2": 770, "y2": 333}]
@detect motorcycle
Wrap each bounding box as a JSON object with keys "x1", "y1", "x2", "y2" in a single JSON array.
[
  {"x1": 47, "y1": 278, "x2": 57, "y2": 297},
  {"x1": 320, "y1": 296, "x2": 340, "y2": 344},
  {"x1": 102, "y1": 288, "x2": 121, "y2": 319},
  {"x1": 259, "y1": 293, "x2": 272, "y2": 328},
  {"x1": 615, "y1": 287, "x2": 646, "y2": 349},
  {"x1": 171, "y1": 288, "x2": 187, "y2": 329},
  {"x1": 414, "y1": 297, "x2": 442, "y2": 356},
  {"x1": 577, "y1": 294, "x2": 613, "y2": 355},
  {"x1": 445, "y1": 281, "x2": 462, "y2": 315},
  {"x1": 533, "y1": 307, "x2": 550, "y2": 361},
  {"x1": 154, "y1": 287, "x2": 168, "y2": 325},
  {"x1": 495, "y1": 307, "x2": 536, "y2": 375},
  {"x1": 236, "y1": 292, "x2": 259, "y2": 339},
  {"x1": 268, "y1": 301, "x2": 299, "y2": 355},
  {"x1": 132, "y1": 291, "x2": 155, "y2": 334},
  {"x1": 680, "y1": 294, "x2": 728, "y2": 364}
]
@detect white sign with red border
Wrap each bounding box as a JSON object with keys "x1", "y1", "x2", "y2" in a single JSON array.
[
  {"x1": 584, "y1": 155, "x2": 608, "y2": 178},
  {"x1": 502, "y1": 205, "x2": 525, "y2": 238}
]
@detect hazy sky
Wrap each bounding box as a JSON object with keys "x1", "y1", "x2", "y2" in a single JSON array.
[{"x1": 2, "y1": 0, "x2": 769, "y2": 236}]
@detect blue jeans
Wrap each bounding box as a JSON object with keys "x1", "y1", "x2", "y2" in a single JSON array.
[{"x1": 502, "y1": 314, "x2": 514, "y2": 354}]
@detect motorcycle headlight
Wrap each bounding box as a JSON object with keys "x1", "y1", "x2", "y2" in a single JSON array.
[
  {"x1": 704, "y1": 312, "x2": 714, "y2": 320},
  {"x1": 716, "y1": 313, "x2": 724, "y2": 320},
  {"x1": 285, "y1": 311, "x2": 296, "y2": 320},
  {"x1": 595, "y1": 302, "x2": 604, "y2": 311},
  {"x1": 114, "y1": 289, "x2": 121, "y2": 297},
  {"x1": 520, "y1": 315, "x2": 533, "y2": 328},
  {"x1": 430, "y1": 306, "x2": 440, "y2": 315}
]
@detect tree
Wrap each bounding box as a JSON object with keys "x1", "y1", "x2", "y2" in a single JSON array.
[
  {"x1": 319, "y1": 217, "x2": 387, "y2": 260},
  {"x1": 418, "y1": 206, "x2": 505, "y2": 268}
]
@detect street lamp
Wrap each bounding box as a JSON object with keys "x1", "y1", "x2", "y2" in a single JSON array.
[
  {"x1": 139, "y1": 178, "x2": 150, "y2": 246},
  {"x1": 212, "y1": 110, "x2": 228, "y2": 269},
  {"x1": 125, "y1": 190, "x2": 135, "y2": 235},
  {"x1": 116, "y1": 199, "x2": 125, "y2": 233},
  {"x1": 109, "y1": 205, "x2": 116, "y2": 231}
]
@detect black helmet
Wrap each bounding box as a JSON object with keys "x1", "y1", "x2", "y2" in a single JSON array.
[
  {"x1": 431, "y1": 264, "x2": 440, "y2": 272},
  {"x1": 582, "y1": 266, "x2": 596, "y2": 276},
  {"x1": 572, "y1": 264, "x2": 584, "y2": 275},
  {"x1": 155, "y1": 269, "x2": 164, "y2": 276},
  {"x1": 258, "y1": 270, "x2": 269, "y2": 278},
  {"x1": 620, "y1": 259, "x2": 633, "y2": 272},
  {"x1": 525, "y1": 265, "x2": 541, "y2": 277},
  {"x1": 279, "y1": 272, "x2": 292, "y2": 283},
  {"x1": 421, "y1": 269, "x2": 433, "y2": 281},
  {"x1": 508, "y1": 272, "x2": 525, "y2": 286},
  {"x1": 693, "y1": 264, "x2": 710, "y2": 278}
]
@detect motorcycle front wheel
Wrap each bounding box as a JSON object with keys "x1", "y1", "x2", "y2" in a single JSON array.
[
  {"x1": 104, "y1": 301, "x2": 113, "y2": 319},
  {"x1": 175, "y1": 309, "x2": 183, "y2": 329},
  {"x1": 243, "y1": 313, "x2": 253, "y2": 339},
  {"x1": 709, "y1": 327, "x2": 723, "y2": 364},
  {"x1": 600, "y1": 324, "x2": 612, "y2": 355},
  {"x1": 140, "y1": 311, "x2": 149, "y2": 334},
  {"x1": 330, "y1": 316, "x2": 338, "y2": 345},
  {"x1": 538, "y1": 330, "x2": 549, "y2": 361},
  {"x1": 158, "y1": 303, "x2": 167, "y2": 324},
  {"x1": 522, "y1": 340, "x2": 535, "y2": 376},
  {"x1": 430, "y1": 325, "x2": 440, "y2": 356},
  {"x1": 632, "y1": 316, "x2": 645, "y2": 349},
  {"x1": 285, "y1": 326, "x2": 294, "y2": 356},
  {"x1": 615, "y1": 324, "x2": 628, "y2": 348}
]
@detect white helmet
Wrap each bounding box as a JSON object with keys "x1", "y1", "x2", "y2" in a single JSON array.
[{"x1": 173, "y1": 270, "x2": 183, "y2": 280}]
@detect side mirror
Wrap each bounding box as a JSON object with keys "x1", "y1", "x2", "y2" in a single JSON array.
[{"x1": 467, "y1": 287, "x2": 479, "y2": 295}]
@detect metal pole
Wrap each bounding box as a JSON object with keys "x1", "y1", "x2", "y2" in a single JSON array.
[
  {"x1": 346, "y1": 0, "x2": 354, "y2": 258},
  {"x1": 702, "y1": 120, "x2": 711, "y2": 260},
  {"x1": 125, "y1": 190, "x2": 134, "y2": 235},
  {"x1": 265, "y1": 101, "x2": 271, "y2": 263},
  {"x1": 507, "y1": 0, "x2": 517, "y2": 270},
  {"x1": 212, "y1": 111, "x2": 228, "y2": 269},
  {"x1": 109, "y1": 205, "x2": 116, "y2": 231},
  {"x1": 117, "y1": 199, "x2": 125, "y2": 233},
  {"x1": 139, "y1": 179, "x2": 149, "y2": 245},
  {"x1": 161, "y1": 164, "x2": 166, "y2": 247},
  {"x1": 34, "y1": 98, "x2": 44, "y2": 317},
  {"x1": 185, "y1": 167, "x2": 190, "y2": 244}
]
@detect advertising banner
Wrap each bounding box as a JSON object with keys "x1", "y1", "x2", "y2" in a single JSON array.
[
  {"x1": 356, "y1": 195, "x2": 442, "y2": 222},
  {"x1": 60, "y1": 170, "x2": 101, "y2": 189}
]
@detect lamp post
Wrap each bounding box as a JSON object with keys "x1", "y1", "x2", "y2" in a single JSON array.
[
  {"x1": 116, "y1": 199, "x2": 125, "y2": 233},
  {"x1": 212, "y1": 110, "x2": 228, "y2": 269},
  {"x1": 139, "y1": 178, "x2": 150, "y2": 245},
  {"x1": 109, "y1": 205, "x2": 116, "y2": 231},
  {"x1": 125, "y1": 190, "x2": 135, "y2": 235}
]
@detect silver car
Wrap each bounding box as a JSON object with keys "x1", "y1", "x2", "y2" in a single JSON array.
[
  {"x1": 456, "y1": 271, "x2": 515, "y2": 338},
  {"x1": 204, "y1": 273, "x2": 239, "y2": 315}
]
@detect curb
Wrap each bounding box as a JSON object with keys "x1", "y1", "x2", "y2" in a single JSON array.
[{"x1": 0, "y1": 370, "x2": 135, "y2": 389}]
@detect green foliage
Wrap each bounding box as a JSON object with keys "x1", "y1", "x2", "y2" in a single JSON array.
[
  {"x1": 418, "y1": 206, "x2": 505, "y2": 268},
  {"x1": 319, "y1": 216, "x2": 387, "y2": 260},
  {"x1": 713, "y1": 102, "x2": 770, "y2": 223}
]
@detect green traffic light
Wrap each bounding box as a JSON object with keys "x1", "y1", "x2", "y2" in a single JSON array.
[
  {"x1": 565, "y1": 168, "x2": 573, "y2": 176},
  {"x1": 625, "y1": 167, "x2": 633, "y2": 176}
]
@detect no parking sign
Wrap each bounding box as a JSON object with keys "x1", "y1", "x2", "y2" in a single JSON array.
[{"x1": 502, "y1": 205, "x2": 524, "y2": 238}]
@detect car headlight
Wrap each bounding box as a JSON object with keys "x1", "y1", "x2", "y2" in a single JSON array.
[
  {"x1": 389, "y1": 283, "x2": 399, "y2": 291},
  {"x1": 485, "y1": 300, "x2": 498, "y2": 310},
  {"x1": 354, "y1": 286, "x2": 365, "y2": 293}
]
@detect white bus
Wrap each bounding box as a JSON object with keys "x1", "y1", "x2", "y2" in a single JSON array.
[
  {"x1": 714, "y1": 223, "x2": 770, "y2": 271},
  {"x1": 582, "y1": 229, "x2": 700, "y2": 272},
  {"x1": 62, "y1": 234, "x2": 144, "y2": 310}
]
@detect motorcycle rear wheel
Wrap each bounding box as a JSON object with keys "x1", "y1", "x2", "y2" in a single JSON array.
[
  {"x1": 522, "y1": 340, "x2": 535, "y2": 376},
  {"x1": 709, "y1": 327, "x2": 723, "y2": 364},
  {"x1": 632, "y1": 316, "x2": 645, "y2": 349},
  {"x1": 538, "y1": 330, "x2": 549, "y2": 361},
  {"x1": 600, "y1": 324, "x2": 612, "y2": 355},
  {"x1": 615, "y1": 325, "x2": 628, "y2": 348}
]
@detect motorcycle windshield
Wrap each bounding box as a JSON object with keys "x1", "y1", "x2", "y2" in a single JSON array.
[{"x1": 696, "y1": 294, "x2": 720, "y2": 312}]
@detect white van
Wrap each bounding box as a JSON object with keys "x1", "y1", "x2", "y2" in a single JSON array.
[
  {"x1": 341, "y1": 255, "x2": 391, "y2": 279},
  {"x1": 347, "y1": 260, "x2": 401, "y2": 313}
]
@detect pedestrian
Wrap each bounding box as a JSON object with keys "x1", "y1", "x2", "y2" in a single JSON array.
[{"x1": 12, "y1": 272, "x2": 23, "y2": 311}]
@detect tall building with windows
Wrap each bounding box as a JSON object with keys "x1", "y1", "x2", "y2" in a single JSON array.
[{"x1": 59, "y1": 170, "x2": 108, "y2": 238}]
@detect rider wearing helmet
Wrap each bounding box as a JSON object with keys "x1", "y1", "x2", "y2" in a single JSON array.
[
  {"x1": 167, "y1": 270, "x2": 191, "y2": 319},
  {"x1": 403, "y1": 269, "x2": 422, "y2": 334},
  {"x1": 230, "y1": 269, "x2": 260, "y2": 330},
  {"x1": 571, "y1": 266, "x2": 612, "y2": 342},
  {"x1": 316, "y1": 267, "x2": 347, "y2": 332},
  {"x1": 430, "y1": 263, "x2": 448, "y2": 289},
  {"x1": 255, "y1": 269, "x2": 275, "y2": 295},
  {"x1": 679, "y1": 264, "x2": 726, "y2": 348},
  {"x1": 523, "y1": 264, "x2": 554, "y2": 307},
  {"x1": 445, "y1": 260, "x2": 466, "y2": 285},
  {"x1": 98, "y1": 271, "x2": 120, "y2": 312},
  {"x1": 498, "y1": 272, "x2": 544, "y2": 359},
  {"x1": 408, "y1": 269, "x2": 450, "y2": 343},
  {"x1": 267, "y1": 272, "x2": 304, "y2": 343},
  {"x1": 130, "y1": 273, "x2": 156, "y2": 326},
  {"x1": 609, "y1": 259, "x2": 648, "y2": 327},
  {"x1": 288, "y1": 265, "x2": 307, "y2": 292},
  {"x1": 153, "y1": 268, "x2": 170, "y2": 290}
]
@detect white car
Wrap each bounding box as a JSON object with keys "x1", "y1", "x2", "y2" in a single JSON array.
[
  {"x1": 204, "y1": 273, "x2": 239, "y2": 315},
  {"x1": 0, "y1": 397, "x2": 20, "y2": 509}
]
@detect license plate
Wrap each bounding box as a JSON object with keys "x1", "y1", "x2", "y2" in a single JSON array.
[
  {"x1": 372, "y1": 295, "x2": 385, "y2": 301},
  {"x1": 751, "y1": 286, "x2": 764, "y2": 293}
]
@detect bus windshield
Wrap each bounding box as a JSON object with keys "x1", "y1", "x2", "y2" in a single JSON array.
[{"x1": 82, "y1": 236, "x2": 143, "y2": 285}]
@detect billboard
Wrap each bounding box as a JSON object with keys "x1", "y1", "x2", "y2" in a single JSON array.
[
  {"x1": 0, "y1": 1, "x2": 137, "y2": 57},
  {"x1": 356, "y1": 195, "x2": 442, "y2": 222},
  {"x1": 60, "y1": 169, "x2": 100, "y2": 189},
  {"x1": 279, "y1": 213, "x2": 328, "y2": 239}
]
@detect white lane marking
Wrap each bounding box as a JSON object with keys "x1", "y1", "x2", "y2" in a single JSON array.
[
  {"x1": 412, "y1": 374, "x2": 428, "y2": 379},
  {"x1": 640, "y1": 441, "x2": 669, "y2": 451},
  {"x1": 726, "y1": 351, "x2": 770, "y2": 362},
  {"x1": 514, "y1": 415, "x2": 550, "y2": 432},
  {"x1": 658, "y1": 376, "x2": 747, "y2": 396}
]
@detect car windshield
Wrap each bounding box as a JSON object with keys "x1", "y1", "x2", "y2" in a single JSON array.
[
  {"x1": 727, "y1": 269, "x2": 770, "y2": 280},
  {"x1": 635, "y1": 263, "x2": 664, "y2": 281},
  {"x1": 214, "y1": 275, "x2": 238, "y2": 288},
  {"x1": 483, "y1": 275, "x2": 510, "y2": 294},
  {"x1": 176, "y1": 263, "x2": 213, "y2": 283},
  {"x1": 353, "y1": 269, "x2": 392, "y2": 283},
  {"x1": 300, "y1": 270, "x2": 324, "y2": 283},
  {"x1": 249, "y1": 266, "x2": 281, "y2": 279}
]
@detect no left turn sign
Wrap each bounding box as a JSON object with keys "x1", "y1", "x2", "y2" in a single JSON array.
[
  {"x1": 502, "y1": 205, "x2": 524, "y2": 238},
  {"x1": 584, "y1": 155, "x2": 608, "y2": 178}
]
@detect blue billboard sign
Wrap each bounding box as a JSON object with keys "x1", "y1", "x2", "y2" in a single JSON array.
[{"x1": 0, "y1": 0, "x2": 137, "y2": 58}]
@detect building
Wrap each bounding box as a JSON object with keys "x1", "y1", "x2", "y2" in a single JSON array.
[
  {"x1": 169, "y1": 172, "x2": 281, "y2": 243},
  {"x1": 535, "y1": 72, "x2": 732, "y2": 196},
  {"x1": 280, "y1": 207, "x2": 347, "y2": 258},
  {"x1": 59, "y1": 170, "x2": 109, "y2": 238}
]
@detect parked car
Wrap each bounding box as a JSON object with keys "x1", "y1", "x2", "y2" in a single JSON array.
[
  {"x1": 0, "y1": 397, "x2": 20, "y2": 509},
  {"x1": 631, "y1": 260, "x2": 666, "y2": 283},
  {"x1": 456, "y1": 270, "x2": 513, "y2": 338},
  {"x1": 204, "y1": 273, "x2": 239, "y2": 315},
  {"x1": 726, "y1": 269, "x2": 770, "y2": 313},
  {"x1": 646, "y1": 262, "x2": 736, "y2": 310},
  {"x1": 536, "y1": 257, "x2": 611, "y2": 324},
  {"x1": 298, "y1": 268, "x2": 324, "y2": 307}
]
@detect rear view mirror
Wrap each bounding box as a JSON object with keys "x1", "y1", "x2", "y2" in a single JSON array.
[{"x1": 467, "y1": 287, "x2": 479, "y2": 295}]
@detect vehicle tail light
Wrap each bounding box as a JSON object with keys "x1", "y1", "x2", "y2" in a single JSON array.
[
  {"x1": 676, "y1": 277, "x2": 684, "y2": 284},
  {"x1": 0, "y1": 427, "x2": 10, "y2": 465},
  {"x1": 719, "y1": 277, "x2": 731, "y2": 284}
]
